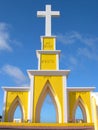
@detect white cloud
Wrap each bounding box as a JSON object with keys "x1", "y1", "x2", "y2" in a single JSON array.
[
  {"x1": 57, "y1": 31, "x2": 98, "y2": 61},
  {"x1": 78, "y1": 47, "x2": 98, "y2": 60},
  {"x1": 78, "y1": 36, "x2": 98, "y2": 60},
  {"x1": 57, "y1": 31, "x2": 82, "y2": 45},
  {"x1": 0, "y1": 23, "x2": 12, "y2": 51},
  {"x1": 60, "y1": 53, "x2": 78, "y2": 70},
  {"x1": 1, "y1": 64, "x2": 28, "y2": 86},
  {"x1": 79, "y1": 36, "x2": 98, "y2": 51},
  {"x1": 69, "y1": 56, "x2": 78, "y2": 66},
  {"x1": 57, "y1": 31, "x2": 98, "y2": 70},
  {"x1": 57, "y1": 31, "x2": 98, "y2": 46}
]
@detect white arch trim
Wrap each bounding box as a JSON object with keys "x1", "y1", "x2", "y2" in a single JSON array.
[
  {"x1": 8, "y1": 96, "x2": 24, "y2": 122},
  {"x1": 35, "y1": 80, "x2": 62, "y2": 123},
  {"x1": 72, "y1": 96, "x2": 90, "y2": 123}
]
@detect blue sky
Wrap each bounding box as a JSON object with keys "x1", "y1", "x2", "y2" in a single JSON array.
[{"x1": 0, "y1": 0, "x2": 98, "y2": 119}]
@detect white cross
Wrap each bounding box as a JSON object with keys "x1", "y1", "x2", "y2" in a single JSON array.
[{"x1": 37, "y1": 5, "x2": 60, "y2": 36}]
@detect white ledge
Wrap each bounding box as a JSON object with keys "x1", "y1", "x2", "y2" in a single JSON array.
[
  {"x1": 36, "y1": 50, "x2": 61, "y2": 58},
  {"x1": 27, "y1": 70, "x2": 70, "y2": 78},
  {"x1": 2, "y1": 87, "x2": 30, "y2": 91},
  {"x1": 36, "y1": 50, "x2": 61, "y2": 53},
  {"x1": 40, "y1": 36, "x2": 56, "y2": 38},
  {"x1": 67, "y1": 87, "x2": 95, "y2": 92}
]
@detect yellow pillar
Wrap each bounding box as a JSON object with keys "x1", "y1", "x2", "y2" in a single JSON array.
[{"x1": 91, "y1": 97, "x2": 98, "y2": 130}]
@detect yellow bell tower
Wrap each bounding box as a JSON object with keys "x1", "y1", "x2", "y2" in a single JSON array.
[
  {"x1": 27, "y1": 36, "x2": 70, "y2": 122},
  {"x1": 27, "y1": 5, "x2": 70, "y2": 123}
]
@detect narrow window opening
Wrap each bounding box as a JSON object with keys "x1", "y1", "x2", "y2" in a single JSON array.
[
  {"x1": 40, "y1": 93, "x2": 56, "y2": 123},
  {"x1": 13, "y1": 105, "x2": 22, "y2": 122},
  {"x1": 75, "y1": 106, "x2": 84, "y2": 123}
]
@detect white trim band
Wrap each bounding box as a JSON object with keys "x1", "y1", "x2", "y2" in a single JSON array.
[
  {"x1": 40, "y1": 36, "x2": 56, "y2": 38},
  {"x1": 67, "y1": 87, "x2": 95, "y2": 92},
  {"x1": 2, "y1": 87, "x2": 30, "y2": 91},
  {"x1": 27, "y1": 70, "x2": 70, "y2": 78},
  {"x1": 36, "y1": 50, "x2": 61, "y2": 58}
]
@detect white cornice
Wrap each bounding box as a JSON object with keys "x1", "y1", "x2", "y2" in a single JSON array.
[
  {"x1": 40, "y1": 36, "x2": 56, "y2": 38},
  {"x1": 67, "y1": 87, "x2": 95, "y2": 92},
  {"x1": 2, "y1": 87, "x2": 30, "y2": 92},
  {"x1": 36, "y1": 50, "x2": 61, "y2": 58},
  {"x1": 36, "y1": 50, "x2": 61, "y2": 54},
  {"x1": 27, "y1": 70, "x2": 70, "y2": 78}
]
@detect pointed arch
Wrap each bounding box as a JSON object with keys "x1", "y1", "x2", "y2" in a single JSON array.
[
  {"x1": 72, "y1": 96, "x2": 90, "y2": 123},
  {"x1": 8, "y1": 96, "x2": 24, "y2": 122},
  {"x1": 40, "y1": 93, "x2": 56, "y2": 123},
  {"x1": 35, "y1": 80, "x2": 61, "y2": 123},
  {"x1": 74, "y1": 106, "x2": 84, "y2": 122}
]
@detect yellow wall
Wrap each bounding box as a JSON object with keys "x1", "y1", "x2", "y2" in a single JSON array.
[
  {"x1": 40, "y1": 54, "x2": 57, "y2": 70},
  {"x1": 91, "y1": 97, "x2": 98, "y2": 130},
  {"x1": 40, "y1": 37, "x2": 57, "y2": 70},
  {"x1": 4, "y1": 91, "x2": 29, "y2": 122},
  {"x1": 42, "y1": 37, "x2": 55, "y2": 50},
  {"x1": 33, "y1": 76, "x2": 64, "y2": 123},
  {"x1": 68, "y1": 91, "x2": 92, "y2": 123},
  {"x1": 0, "y1": 122, "x2": 94, "y2": 127}
]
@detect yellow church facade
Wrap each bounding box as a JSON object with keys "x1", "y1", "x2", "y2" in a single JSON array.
[{"x1": 1, "y1": 5, "x2": 98, "y2": 130}]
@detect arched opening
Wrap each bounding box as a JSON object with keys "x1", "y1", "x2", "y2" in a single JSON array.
[
  {"x1": 13, "y1": 105, "x2": 22, "y2": 122},
  {"x1": 75, "y1": 106, "x2": 84, "y2": 123},
  {"x1": 35, "y1": 80, "x2": 61, "y2": 123},
  {"x1": 40, "y1": 93, "x2": 56, "y2": 123},
  {"x1": 8, "y1": 96, "x2": 24, "y2": 122},
  {"x1": 72, "y1": 96, "x2": 87, "y2": 123}
]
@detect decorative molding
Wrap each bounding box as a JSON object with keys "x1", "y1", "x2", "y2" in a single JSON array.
[
  {"x1": 41, "y1": 37, "x2": 43, "y2": 50},
  {"x1": 72, "y1": 96, "x2": 88, "y2": 122},
  {"x1": 91, "y1": 92, "x2": 98, "y2": 105},
  {"x1": 29, "y1": 76, "x2": 34, "y2": 122},
  {"x1": 35, "y1": 80, "x2": 61, "y2": 123},
  {"x1": 8, "y1": 96, "x2": 24, "y2": 122},
  {"x1": 63, "y1": 76, "x2": 68, "y2": 122},
  {"x1": 2, "y1": 87, "x2": 30, "y2": 92},
  {"x1": 91, "y1": 95, "x2": 98, "y2": 129},
  {"x1": 54, "y1": 38, "x2": 56, "y2": 50},
  {"x1": 40, "y1": 36, "x2": 56, "y2": 38},
  {"x1": 56, "y1": 54, "x2": 59, "y2": 70},
  {"x1": 2, "y1": 91, "x2": 7, "y2": 121},
  {"x1": 28, "y1": 91, "x2": 31, "y2": 122},
  {"x1": 27, "y1": 70, "x2": 70, "y2": 78},
  {"x1": 36, "y1": 50, "x2": 61, "y2": 58},
  {"x1": 67, "y1": 87, "x2": 95, "y2": 92},
  {"x1": 90, "y1": 92, "x2": 95, "y2": 122},
  {"x1": 38, "y1": 53, "x2": 41, "y2": 70}
]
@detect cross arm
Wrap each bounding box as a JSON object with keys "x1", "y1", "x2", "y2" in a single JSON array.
[
  {"x1": 37, "y1": 11, "x2": 46, "y2": 17},
  {"x1": 51, "y1": 11, "x2": 60, "y2": 17}
]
